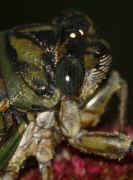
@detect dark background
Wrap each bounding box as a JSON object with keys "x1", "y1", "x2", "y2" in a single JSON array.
[{"x1": 0, "y1": 1, "x2": 132, "y2": 123}]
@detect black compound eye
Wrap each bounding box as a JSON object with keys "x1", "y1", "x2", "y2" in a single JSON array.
[{"x1": 55, "y1": 56, "x2": 85, "y2": 95}]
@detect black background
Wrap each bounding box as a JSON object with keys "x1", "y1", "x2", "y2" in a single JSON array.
[{"x1": 0, "y1": 1, "x2": 132, "y2": 123}]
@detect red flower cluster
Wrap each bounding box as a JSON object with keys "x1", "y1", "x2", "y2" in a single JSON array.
[
  {"x1": 52, "y1": 146, "x2": 133, "y2": 180},
  {"x1": 20, "y1": 126, "x2": 133, "y2": 180},
  {"x1": 20, "y1": 168, "x2": 42, "y2": 180}
]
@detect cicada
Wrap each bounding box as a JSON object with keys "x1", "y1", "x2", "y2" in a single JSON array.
[{"x1": 0, "y1": 9, "x2": 132, "y2": 179}]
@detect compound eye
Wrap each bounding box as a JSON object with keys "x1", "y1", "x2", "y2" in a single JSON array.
[{"x1": 55, "y1": 56, "x2": 85, "y2": 95}]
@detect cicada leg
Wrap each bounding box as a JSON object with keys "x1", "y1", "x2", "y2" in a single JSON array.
[
  {"x1": 59, "y1": 99, "x2": 133, "y2": 160},
  {"x1": 1, "y1": 111, "x2": 56, "y2": 180},
  {"x1": 69, "y1": 131, "x2": 132, "y2": 160},
  {"x1": 80, "y1": 71, "x2": 128, "y2": 132},
  {"x1": 39, "y1": 161, "x2": 53, "y2": 180}
]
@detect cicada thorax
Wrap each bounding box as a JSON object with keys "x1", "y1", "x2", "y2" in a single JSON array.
[{"x1": 0, "y1": 25, "x2": 60, "y2": 111}]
